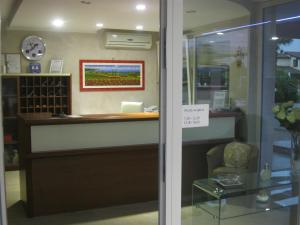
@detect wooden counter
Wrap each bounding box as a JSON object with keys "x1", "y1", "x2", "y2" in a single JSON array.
[
  {"x1": 18, "y1": 111, "x2": 242, "y2": 217},
  {"x1": 19, "y1": 112, "x2": 159, "y2": 125},
  {"x1": 19, "y1": 111, "x2": 238, "y2": 125}
]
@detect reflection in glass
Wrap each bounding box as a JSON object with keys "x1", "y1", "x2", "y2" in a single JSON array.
[
  {"x1": 183, "y1": 21, "x2": 250, "y2": 112},
  {"x1": 262, "y1": 1, "x2": 300, "y2": 172},
  {"x1": 182, "y1": 1, "x2": 300, "y2": 225}
]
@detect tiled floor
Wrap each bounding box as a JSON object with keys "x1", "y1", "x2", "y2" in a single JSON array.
[{"x1": 5, "y1": 171, "x2": 293, "y2": 225}]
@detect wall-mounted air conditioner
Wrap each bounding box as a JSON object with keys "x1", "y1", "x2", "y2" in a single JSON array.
[{"x1": 105, "y1": 32, "x2": 152, "y2": 50}]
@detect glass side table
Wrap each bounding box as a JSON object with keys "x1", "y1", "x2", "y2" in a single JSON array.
[{"x1": 192, "y1": 170, "x2": 299, "y2": 225}]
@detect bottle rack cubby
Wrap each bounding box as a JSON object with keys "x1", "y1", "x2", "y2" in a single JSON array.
[{"x1": 19, "y1": 75, "x2": 71, "y2": 115}]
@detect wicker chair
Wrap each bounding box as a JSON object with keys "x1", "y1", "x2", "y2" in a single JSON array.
[{"x1": 206, "y1": 142, "x2": 258, "y2": 177}]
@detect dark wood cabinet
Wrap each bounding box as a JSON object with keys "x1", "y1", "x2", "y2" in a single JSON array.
[
  {"x1": 2, "y1": 73, "x2": 72, "y2": 171},
  {"x1": 2, "y1": 76, "x2": 19, "y2": 170}
]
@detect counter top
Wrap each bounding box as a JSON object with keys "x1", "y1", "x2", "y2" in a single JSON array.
[
  {"x1": 18, "y1": 111, "x2": 242, "y2": 126},
  {"x1": 18, "y1": 112, "x2": 159, "y2": 125}
]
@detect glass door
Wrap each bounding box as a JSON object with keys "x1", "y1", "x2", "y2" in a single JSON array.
[
  {"x1": 182, "y1": 1, "x2": 256, "y2": 224},
  {"x1": 162, "y1": 0, "x2": 300, "y2": 225},
  {"x1": 261, "y1": 0, "x2": 300, "y2": 171}
]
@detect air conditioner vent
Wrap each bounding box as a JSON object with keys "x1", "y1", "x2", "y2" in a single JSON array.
[{"x1": 105, "y1": 32, "x2": 152, "y2": 50}]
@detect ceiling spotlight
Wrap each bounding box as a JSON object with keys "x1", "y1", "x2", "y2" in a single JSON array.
[
  {"x1": 217, "y1": 32, "x2": 224, "y2": 36},
  {"x1": 96, "y1": 23, "x2": 104, "y2": 28},
  {"x1": 136, "y1": 4, "x2": 146, "y2": 11},
  {"x1": 80, "y1": 0, "x2": 91, "y2": 4},
  {"x1": 52, "y1": 19, "x2": 64, "y2": 27},
  {"x1": 112, "y1": 34, "x2": 118, "y2": 38},
  {"x1": 271, "y1": 36, "x2": 279, "y2": 41},
  {"x1": 186, "y1": 10, "x2": 197, "y2": 14},
  {"x1": 136, "y1": 25, "x2": 144, "y2": 30}
]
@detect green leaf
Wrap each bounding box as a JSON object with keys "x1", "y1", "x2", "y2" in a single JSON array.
[
  {"x1": 282, "y1": 101, "x2": 294, "y2": 109},
  {"x1": 292, "y1": 108, "x2": 300, "y2": 120},
  {"x1": 272, "y1": 105, "x2": 280, "y2": 113},
  {"x1": 287, "y1": 111, "x2": 296, "y2": 123},
  {"x1": 277, "y1": 110, "x2": 286, "y2": 120}
]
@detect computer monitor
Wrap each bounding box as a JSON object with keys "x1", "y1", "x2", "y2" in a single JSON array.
[{"x1": 121, "y1": 101, "x2": 144, "y2": 113}]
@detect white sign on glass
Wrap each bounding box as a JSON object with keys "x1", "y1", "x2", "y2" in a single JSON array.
[{"x1": 182, "y1": 104, "x2": 209, "y2": 128}]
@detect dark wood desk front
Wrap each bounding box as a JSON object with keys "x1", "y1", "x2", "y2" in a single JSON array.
[{"x1": 18, "y1": 111, "x2": 241, "y2": 216}]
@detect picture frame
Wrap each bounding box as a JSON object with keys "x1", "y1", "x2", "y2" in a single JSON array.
[
  {"x1": 212, "y1": 90, "x2": 228, "y2": 110},
  {"x1": 50, "y1": 59, "x2": 64, "y2": 73},
  {"x1": 80, "y1": 60, "x2": 145, "y2": 91},
  {"x1": 6, "y1": 53, "x2": 21, "y2": 73}
]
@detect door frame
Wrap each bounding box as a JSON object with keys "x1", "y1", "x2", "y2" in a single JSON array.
[
  {"x1": 159, "y1": 0, "x2": 183, "y2": 225},
  {"x1": 0, "y1": 17, "x2": 8, "y2": 225}
]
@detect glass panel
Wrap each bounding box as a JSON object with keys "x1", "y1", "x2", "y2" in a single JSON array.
[
  {"x1": 2, "y1": 1, "x2": 160, "y2": 225},
  {"x1": 182, "y1": 1, "x2": 300, "y2": 225},
  {"x1": 262, "y1": 1, "x2": 300, "y2": 172}
]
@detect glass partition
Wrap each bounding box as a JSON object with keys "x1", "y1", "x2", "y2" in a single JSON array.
[
  {"x1": 182, "y1": 1, "x2": 300, "y2": 225},
  {"x1": 262, "y1": 1, "x2": 300, "y2": 171},
  {"x1": 2, "y1": 1, "x2": 160, "y2": 225}
]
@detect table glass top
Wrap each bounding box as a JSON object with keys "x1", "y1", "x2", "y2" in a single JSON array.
[{"x1": 193, "y1": 170, "x2": 297, "y2": 199}]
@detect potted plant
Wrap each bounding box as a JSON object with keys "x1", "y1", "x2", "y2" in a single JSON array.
[{"x1": 272, "y1": 101, "x2": 300, "y2": 174}]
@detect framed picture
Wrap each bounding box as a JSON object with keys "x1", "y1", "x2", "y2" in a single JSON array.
[
  {"x1": 80, "y1": 60, "x2": 145, "y2": 91},
  {"x1": 6, "y1": 53, "x2": 21, "y2": 73},
  {"x1": 212, "y1": 90, "x2": 228, "y2": 110},
  {"x1": 50, "y1": 59, "x2": 64, "y2": 73}
]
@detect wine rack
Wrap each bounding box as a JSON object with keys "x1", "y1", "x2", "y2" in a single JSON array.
[{"x1": 19, "y1": 75, "x2": 71, "y2": 115}]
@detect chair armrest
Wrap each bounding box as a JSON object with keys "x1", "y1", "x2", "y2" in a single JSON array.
[{"x1": 206, "y1": 144, "x2": 226, "y2": 177}]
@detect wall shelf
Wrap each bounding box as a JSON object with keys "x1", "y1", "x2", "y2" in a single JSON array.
[
  {"x1": 2, "y1": 73, "x2": 71, "y2": 77},
  {"x1": 3, "y1": 116, "x2": 17, "y2": 119},
  {"x1": 4, "y1": 140, "x2": 18, "y2": 145},
  {"x1": 5, "y1": 164, "x2": 20, "y2": 171}
]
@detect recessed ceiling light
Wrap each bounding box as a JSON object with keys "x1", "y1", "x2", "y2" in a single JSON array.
[
  {"x1": 271, "y1": 36, "x2": 279, "y2": 40},
  {"x1": 186, "y1": 10, "x2": 197, "y2": 14},
  {"x1": 112, "y1": 34, "x2": 118, "y2": 38},
  {"x1": 80, "y1": 0, "x2": 91, "y2": 4},
  {"x1": 136, "y1": 4, "x2": 146, "y2": 11},
  {"x1": 136, "y1": 25, "x2": 144, "y2": 30},
  {"x1": 52, "y1": 19, "x2": 64, "y2": 27},
  {"x1": 96, "y1": 23, "x2": 104, "y2": 28},
  {"x1": 209, "y1": 41, "x2": 215, "y2": 43},
  {"x1": 217, "y1": 32, "x2": 224, "y2": 36}
]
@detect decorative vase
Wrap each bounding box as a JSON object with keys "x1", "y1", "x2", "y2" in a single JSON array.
[
  {"x1": 290, "y1": 132, "x2": 300, "y2": 175},
  {"x1": 260, "y1": 163, "x2": 271, "y2": 181}
]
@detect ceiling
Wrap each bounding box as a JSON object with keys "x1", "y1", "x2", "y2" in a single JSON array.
[
  {"x1": 3, "y1": 0, "x2": 255, "y2": 33},
  {"x1": 7, "y1": 0, "x2": 159, "y2": 32},
  {"x1": 0, "y1": 0, "x2": 16, "y2": 19},
  {"x1": 183, "y1": 0, "x2": 249, "y2": 31}
]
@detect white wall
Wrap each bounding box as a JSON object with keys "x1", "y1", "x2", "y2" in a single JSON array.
[
  {"x1": 277, "y1": 58, "x2": 290, "y2": 67},
  {"x1": 2, "y1": 30, "x2": 159, "y2": 114}
]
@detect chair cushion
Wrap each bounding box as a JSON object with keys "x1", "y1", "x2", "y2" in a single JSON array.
[
  {"x1": 212, "y1": 166, "x2": 248, "y2": 176},
  {"x1": 223, "y1": 142, "x2": 251, "y2": 168}
]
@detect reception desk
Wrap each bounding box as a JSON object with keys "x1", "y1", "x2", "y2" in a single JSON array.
[{"x1": 18, "y1": 111, "x2": 241, "y2": 216}]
